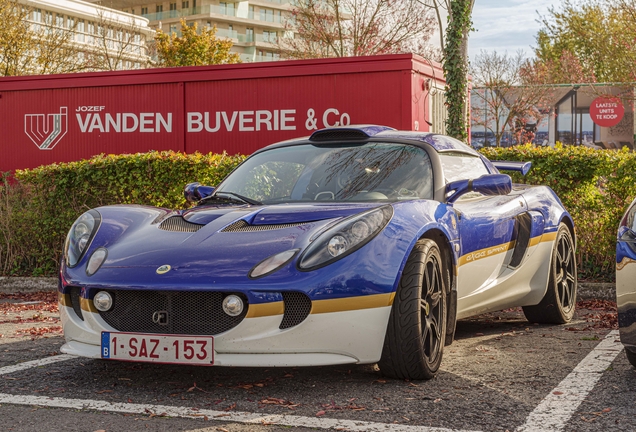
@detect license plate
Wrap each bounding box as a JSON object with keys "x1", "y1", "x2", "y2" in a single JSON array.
[{"x1": 101, "y1": 332, "x2": 214, "y2": 365}]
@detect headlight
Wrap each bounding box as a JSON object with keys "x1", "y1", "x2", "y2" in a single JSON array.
[
  {"x1": 64, "y1": 210, "x2": 101, "y2": 268},
  {"x1": 298, "y1": 205, "x2": 393, "y2": 271}
]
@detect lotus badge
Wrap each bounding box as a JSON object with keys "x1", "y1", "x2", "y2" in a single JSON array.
[{"x1": 156, "y1": 265, "x2": 171, "y2": 274}]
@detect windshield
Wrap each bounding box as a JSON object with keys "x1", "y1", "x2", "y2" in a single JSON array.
[{"x1": 214, "y1": 142, "x2": 434, "y2": 204}]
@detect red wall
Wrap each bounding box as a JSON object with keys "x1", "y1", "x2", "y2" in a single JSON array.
[{"x1": 0, "y1": 54, "x2": 444, "y2": 172}]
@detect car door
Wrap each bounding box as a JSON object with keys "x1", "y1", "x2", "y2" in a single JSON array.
[{"x1": 439, "y1": 152, "x2": 529, "y2": 314}]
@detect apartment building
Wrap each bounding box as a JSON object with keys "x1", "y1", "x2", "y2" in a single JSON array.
[
  {"x1": 24, "y1": 0, "x2": 154, "y2": 70},
  {"x1": 87, "y1": 0, "x2": 290, "y2": 62}
]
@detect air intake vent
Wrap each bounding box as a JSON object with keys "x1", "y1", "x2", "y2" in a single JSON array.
[
  {"x1": 69, "y1": 286, "x2": 84, "y2": 321},
  {"x1": 509, "y1": 213, "x2": 532, "y2": 268},
  {"x1": 280, "y1": 292, "x2": 312, "y2": 329},
  {"x1": 159, "y1": 216, "x2": 204, "y2": 233},
  {"x1": 222, "y1": 220, "x2": 304, "y2": 232},
  {"x1": 309, "y1": 130, "x2": 369, "y2": 142}
]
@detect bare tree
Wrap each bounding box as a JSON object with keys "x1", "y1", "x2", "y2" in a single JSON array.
[
  {"x1": 471, "y1": 50, "x2": 556, "y2": 147},
  {"x1": 0, "y1": 0, "x2": 84, "y2": 76},
  {"x1": 279, "y1": 0, "x2": 438, "y2": 59},
  {"x1": 86, "y1": 8, "x2": 151, "y2": 71}
]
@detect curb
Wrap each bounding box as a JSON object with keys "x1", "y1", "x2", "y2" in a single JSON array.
[
  {"x1": 577, "y1": 282, "x2": 616, "y2": 301},
  {"x1": 0, "y1": 277, "x2": 57, "y2": 293},
  {"x1": 0, "y1": 277, "x2": 618, "y2": 301}
]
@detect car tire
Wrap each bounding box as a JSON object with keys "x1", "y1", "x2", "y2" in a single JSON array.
[
  {"x1": 378, "y1": 238, "x2": 447, "y2": 380},
  {"x1": 626, "y1": 348, "x2": 636, "y2": 368},
  {"x1": 523, "y1": 224, "x2": 577, "y2": 324}
]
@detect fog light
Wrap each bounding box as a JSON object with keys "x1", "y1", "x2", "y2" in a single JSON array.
[
  {"x1": 222, "y1": 295, "x2": 244, "y2": 317},
  {"x1": 93, "y1": 291, "x2": 113, "y2": 312}
]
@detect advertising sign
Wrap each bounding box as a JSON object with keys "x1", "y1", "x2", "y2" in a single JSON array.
[
  {"x1": 590, "y1": 97, "x2": 625, "y2": 128},
  {"x1": 0, "y1": 55, "x2": 445, "y2": 172}
]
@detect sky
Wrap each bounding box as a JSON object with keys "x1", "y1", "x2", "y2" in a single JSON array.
[{"x1": 468, "y1": 0, "x2": 559, "y2": 60}]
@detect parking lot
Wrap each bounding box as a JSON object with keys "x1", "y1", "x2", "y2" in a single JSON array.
[{"x1": 0, "y1": 284, "x2": 634, "y2": 432}]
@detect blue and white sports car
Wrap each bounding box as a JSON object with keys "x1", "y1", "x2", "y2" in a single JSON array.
[
  {"x1": 59, "y1": 126, "x2": 577, "y2": 380},
  {"x1": 616, "y1": 200, "x2": 636, "y2": 368}
]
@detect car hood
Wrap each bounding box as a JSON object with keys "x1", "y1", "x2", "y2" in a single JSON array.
[{"x1": 73, "y1": 202, "x2": 387, "y2": 286}]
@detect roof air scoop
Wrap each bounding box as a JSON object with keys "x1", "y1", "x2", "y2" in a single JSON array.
[{"x1": 309, "y1": 125, "x2": 395, "y2": 142}]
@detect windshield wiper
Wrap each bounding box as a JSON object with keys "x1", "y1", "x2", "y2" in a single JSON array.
[{"x1": 203, "y1": 191, "x2": 262, "y2": 206}]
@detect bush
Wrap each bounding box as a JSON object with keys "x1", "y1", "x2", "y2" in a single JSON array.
[
  {"x1": 481, "y1": 144, "x2": 636, "y2": 280},
  {"x1": 1, "y1": 151, "x2": 245, "y2": 276},
  {"x1": 0, "y1": 146, "x2": 632, "y2": 281}
]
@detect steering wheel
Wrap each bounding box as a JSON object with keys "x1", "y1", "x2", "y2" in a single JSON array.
[
  {"x1": 373, "y1": 187, "x2": 399, "y2": 197},
  {"x1": 314, "y1": 191, "x2": 335, "y2": 201}
]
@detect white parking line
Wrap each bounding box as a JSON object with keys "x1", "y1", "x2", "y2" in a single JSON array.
[
  {"x1": 0, "y1": 393, "x2": 482, "y2": 432},
  {"x1": 0, "y1": 354, "x2": 75, "y2": 376},
  {"x1": 516, "y1": 330, "x2": 623, "y2": 432}
]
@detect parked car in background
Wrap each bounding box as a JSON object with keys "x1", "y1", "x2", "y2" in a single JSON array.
[
  {"x1": 616, "y1": 200, "x2": 636, "y2": 368},
  {"x1": 59, "y1": 125, "x2": 577, "y2": 380}
]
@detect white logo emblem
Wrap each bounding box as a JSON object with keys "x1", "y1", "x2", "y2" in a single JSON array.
[{"x1": 24, "y1": 107, "x2": 68, "y2": 150}]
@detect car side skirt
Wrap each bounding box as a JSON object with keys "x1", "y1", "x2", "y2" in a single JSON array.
[{"x1": 456, "y1": 233, "x2": 554, "y2": 319}]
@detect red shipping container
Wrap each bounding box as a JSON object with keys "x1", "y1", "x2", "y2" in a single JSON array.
[{"x1": 0, "y1": 54, "x2": 445, "y2": 172}]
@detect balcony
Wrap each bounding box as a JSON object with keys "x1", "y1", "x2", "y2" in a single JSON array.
[
  {"x1": 256, "y1": 33, "x2": 277, "y2": 44},
  {"x1": 216, "y1": 29, "x2": 238, "y2": 40},
  {"x1": 142, "y1": 5, "x2": 236, "y2": 21},
  {"x1": 237, "y1": 33, "x2": 255, "y2": 43},
  {"x1": 141, "y1": 5, "x2": 285, "y2": 25}
]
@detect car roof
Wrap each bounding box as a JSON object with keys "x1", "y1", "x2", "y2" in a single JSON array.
[{"x1": 255, "y1": 125, "x2": 480, "y2": 157}]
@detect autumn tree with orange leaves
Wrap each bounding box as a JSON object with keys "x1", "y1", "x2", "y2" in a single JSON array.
[{"x1": 531, "y1": 0, "x2": 636, "y2": 84}]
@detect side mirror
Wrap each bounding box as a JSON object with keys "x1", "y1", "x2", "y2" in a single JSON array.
[
  {"x1": 445, "y1": 174, "x2": 512, "y2": 204},
  {"x1": 184, "y1": 182, "x2": 215, "y2": 203}
]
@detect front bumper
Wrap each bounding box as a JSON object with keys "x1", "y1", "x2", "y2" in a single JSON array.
[{"x1": 59, "y1": 295, "x2": 392, "y2": 367}]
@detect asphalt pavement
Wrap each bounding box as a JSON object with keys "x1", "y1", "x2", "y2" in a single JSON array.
[{"x1": 0, "y1": 277, "x2": 632, "y2": 432}]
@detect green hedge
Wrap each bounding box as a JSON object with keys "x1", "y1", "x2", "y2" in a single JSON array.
[
  {"x1": 481, "y1": 144, "x2": 636, "y2": 280},
  {"x1": 0, "y1": 145, "x2": 632, "y2": 280},
  {"x1": 0, "y1": 151, "x2": 245, "y2": 276}
]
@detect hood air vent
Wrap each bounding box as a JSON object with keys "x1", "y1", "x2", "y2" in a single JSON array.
[
  {"x1": 159, "y1": 216, "x2": 204, "y2": 233},
  {"x1": 222, "y1": 220, "x2": 304, "y2": 232}
]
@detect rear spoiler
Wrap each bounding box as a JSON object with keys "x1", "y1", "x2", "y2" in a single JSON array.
[{"x1": 491, "y1": 161, "x2": 532, "y2": 176}]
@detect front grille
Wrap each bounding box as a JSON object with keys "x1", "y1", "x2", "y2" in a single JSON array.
[
  {"x1": 99, "y1": 290, "x2": 247, "y2": 335},
  {"x1": 280, "y1": 292, "x2": 312, "y2": 329},
  {"x1": 222, "y1": 220, "x2": 303, "y2": 232},
  {"x1": 159, "y1": 216, "x2": 204, "y2": 233},
  {"x1": 69, "y1": 286, "x2": 84, "y2": 321}
]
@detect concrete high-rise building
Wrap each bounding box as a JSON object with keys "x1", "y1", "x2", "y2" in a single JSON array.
[
  {"x1": 86, "y1": 0, "x2": 290, "y2": 62},
  {"x1": 24, "y1": 0, "x2": 155, "y2": 70}
]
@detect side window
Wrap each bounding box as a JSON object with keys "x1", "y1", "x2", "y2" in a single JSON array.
[
  {"x1": 439, "y1": 153, "x2": 489, "y2": 183},
  {"x1": 235, "y1": 161, "x2": 304, "y2": 202}
]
